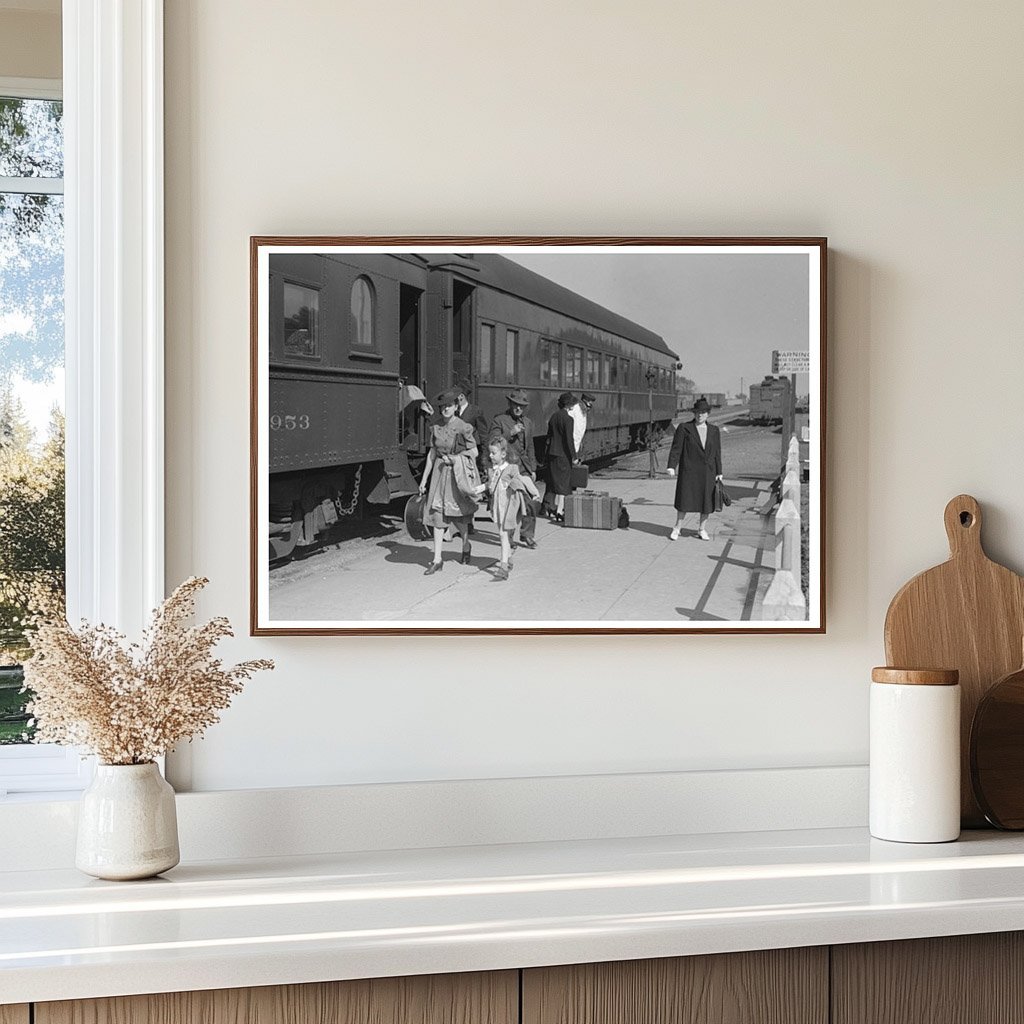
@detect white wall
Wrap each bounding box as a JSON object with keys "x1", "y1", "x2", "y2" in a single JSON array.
[
  {"x1": 163, "y1": 1, "x2": 1024, "y2": 791},
  {"x1": 0, "y1": 8, "x2": 61, "y2": 80}
]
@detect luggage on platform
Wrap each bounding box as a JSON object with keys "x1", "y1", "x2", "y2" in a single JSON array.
[
  {"x1": 404, "y1": 493, "x2": 430, "y2": 541},
  {"x1": 563, "y1": 489, "x2": 623, "y2": 531},
  {"x1": 570, "y1": 463, "x2": 589, "y2": 489}
]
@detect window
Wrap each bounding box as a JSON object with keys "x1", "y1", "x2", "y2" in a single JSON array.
[
  {"x1": 479, "y1": 323, "x2": 494, "y2": 382},
  {"x1": 565, "y1": 345, "x2": 583, "y2": 388},
  {"x1": 586, "y1": 350, "x2": 600, "y2": 389},
  {"x1": 283, "y1": 282, "x2": 319, "y2": 358},
  {"x1": 601, "y1": 354, "x2": 612, "y2": 388},
  {"x1": 620, "y1": 358, "x2": 631, "y2": 389},
  {"x1": 0, "y1": 91, "x2": 65, "y2": 750},
  {"x1": 539, "y1": 339, "x2": 560, "y2": 386},
  {"x1": 350, "y1": 276, "x2": 375, "y2": 350},
  {"x1": 2, "y1": 11, "x2": 166, "y2": 799},
  {"x1": 505, "y1": 329, "x2": 517, "y2": 383}
]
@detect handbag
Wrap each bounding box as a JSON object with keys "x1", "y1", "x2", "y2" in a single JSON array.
[
  {"x1": 712, "y1": 479, "x2": 732, "y2": 512},
  {"x1": 570, "y1": 463, "x2": 589, "y2": 489}
]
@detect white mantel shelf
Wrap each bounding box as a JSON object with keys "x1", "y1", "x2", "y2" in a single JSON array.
[{"x1": 5, "y1": 826, "x2": 1024, "y2": 1004}]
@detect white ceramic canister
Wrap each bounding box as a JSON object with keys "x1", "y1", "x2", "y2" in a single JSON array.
[{"x1": 870, "y1": 667, "x2": 961, "y2": 843}]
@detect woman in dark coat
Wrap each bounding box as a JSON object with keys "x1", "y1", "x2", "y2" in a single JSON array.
[
  {"x1": 544, "y1": 392, "x2": 578, "y2": 522},
  {"x1": 666, "y1": 396, "x2": 722, "y2": 541}
]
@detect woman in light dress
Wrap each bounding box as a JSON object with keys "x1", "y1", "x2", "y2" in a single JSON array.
[{"x1": 418, "y1": 390, "x2": 479, "y2": 574}]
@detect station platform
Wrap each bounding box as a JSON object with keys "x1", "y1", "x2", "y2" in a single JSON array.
[{"x1": 268, "y1": 424, "x2": 788, "y2": 624}]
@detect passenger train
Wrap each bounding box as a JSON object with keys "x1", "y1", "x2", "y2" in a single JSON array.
[{"x1": 266, "y1": 251, "x2": 680, "y2": 560}]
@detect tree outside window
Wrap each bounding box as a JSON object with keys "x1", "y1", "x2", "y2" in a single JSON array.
[{"x1": 0, "y1": 94, "x2": 65, "y2": 744}]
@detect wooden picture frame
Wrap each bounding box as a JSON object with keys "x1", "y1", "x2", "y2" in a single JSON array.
[{"x1": 251, "y1": 237, "x2": 826, "y2": 635}]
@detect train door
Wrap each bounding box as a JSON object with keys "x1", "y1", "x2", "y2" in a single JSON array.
[
  {"x1": 399, "y1": 284, "x2": 424, "y2": 450},
  {"x1": 451, "y1": 280, "x2": 475, "y2": 390}
]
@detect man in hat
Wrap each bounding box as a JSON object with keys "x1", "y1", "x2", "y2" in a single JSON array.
[
  {"x1": 453, "y1": 378, "x2": 488, "y2": 460},
  {"x1": 488, "y1": 388, "x2": 538, "y2": 548}
]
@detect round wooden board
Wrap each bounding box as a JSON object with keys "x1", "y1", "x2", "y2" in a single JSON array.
[{"x1": 971, "y1": 664, "x2": 1024, "y2": 829}]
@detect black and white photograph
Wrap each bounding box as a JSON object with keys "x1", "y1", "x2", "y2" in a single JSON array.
[{"x1": 251, "y1": 238, "x2": 825, "y2": 634}]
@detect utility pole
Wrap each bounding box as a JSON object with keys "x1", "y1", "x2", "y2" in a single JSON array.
[{"x1": 645, "y1": 365, "x2": 658, "y2": 478}]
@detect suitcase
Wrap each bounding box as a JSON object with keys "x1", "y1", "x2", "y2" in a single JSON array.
[
  {"x1": 404, "y1": 493, "x2": 430, "y2": 541},
  {"x1": 570, "y1": 463, "x2": 589, "y2": 489},
  {"x1": 563, "y1": 490, "x2": 623, "y2": 530}
]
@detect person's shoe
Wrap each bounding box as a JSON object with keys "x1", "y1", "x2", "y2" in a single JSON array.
[
  {"x1": 669, "y1": 527, "x2": 681, "y2": 541},
  {"x1": 495, "y1": 563, "x2": 509, "y2": 581},
  {"x1": 424, "y1": 561, "x2": 443, "y2": 575},
  {"x1": 460, "y1": 544, "x2": 472, "y2": 565},
  {"x1": 698, "y1": 528, "x2": 711, "y2": 541},
  {"x1": 520, "y1": 537, "x2": 537, "y2": 549},
  {"x1": 553, "y1": 512, "x2": 565, "y2": 524}
]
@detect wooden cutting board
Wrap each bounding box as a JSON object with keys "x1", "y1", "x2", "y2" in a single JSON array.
[{"x1": 884, "y1": 494, "x2": 1024, "y2": 827}]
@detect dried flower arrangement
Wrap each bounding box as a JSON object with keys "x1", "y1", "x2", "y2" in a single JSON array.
[{"x1": 22, "y1": 577, "x2": 273, "y2": 765}]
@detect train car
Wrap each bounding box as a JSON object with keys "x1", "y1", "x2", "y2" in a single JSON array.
[
  {"x1": 266, "y1": 252, "x2": 680, "y2": 559},
  {"x1": 748, "y1": 375, "x2": 791, "y2": 424},
  {"x1": 677, "y1": 391, "x2": 725, "y2": 413}
]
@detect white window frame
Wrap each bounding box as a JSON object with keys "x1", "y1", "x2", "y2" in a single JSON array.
[{"x1": 0, "y1": 0, "x2": 164, "y2": 800}]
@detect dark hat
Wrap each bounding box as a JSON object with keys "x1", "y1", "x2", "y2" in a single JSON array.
[
  {"x1": 436, "y1": 389, "x2": 459, "y2": 408},
  {"x1": 580, "y1": 392, "x2": 597, "y2": 405},
  {"x1": 558, "y1": 391, "x2": 577, "y2": 408},
  {"x1": 506, "y1": 388, "x2": 530, "y2": 407},
  {"x1": 454, "y1": 377, "x2": 473, "y2": 397},
  {"x1": 693, "y1": 396, "x2": 711, "y2": 413}
]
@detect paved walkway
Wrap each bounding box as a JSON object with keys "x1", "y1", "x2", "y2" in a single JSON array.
[{"x1": 269, "y1": 452, "x2": 782, "y2": 625}]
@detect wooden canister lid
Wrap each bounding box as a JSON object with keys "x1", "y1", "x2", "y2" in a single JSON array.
[{"x1": 871, "y1": 667, "x2": 959, "y2": 686}]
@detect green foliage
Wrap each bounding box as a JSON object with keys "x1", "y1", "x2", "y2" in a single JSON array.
[{"x1": 0, "y1": 391, "x2": 65, "y2": 665}]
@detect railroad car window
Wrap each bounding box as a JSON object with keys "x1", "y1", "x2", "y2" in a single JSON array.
[
  {"x1": 586, "y1": 351, "x2": 600, "y2": 389},
  {"x1": 602, "y1": 354, "x2": 612, "y2": 388},
  {"x1": 283, "y1": 282, "x2": 320, "y2": 358},
  {"x1": 539, "y1": 339, "x2": 560, "y2": 386},
  {"x1": 566, "y1": 345, "x2": 583, "y2": 389},
  {"x1": 504, "y1": 329, "x2": 518, "y2": 383},
  {"x1": 620, "y1": 358, "x2": 631, "y2": 389},
  {"x1": 350, "y1": 276, "x2": 376, "y2": 350},
  {"x1": 479, "y1": 323, "x2": 494, "y2": 382}
]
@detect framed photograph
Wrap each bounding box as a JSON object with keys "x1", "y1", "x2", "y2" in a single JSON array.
[{"x1": 250, "y1": 237, "x2": 826, "y2": 635}]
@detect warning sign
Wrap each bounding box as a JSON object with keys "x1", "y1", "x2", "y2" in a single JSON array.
[{"x1": 772, "y1": 350, "x2": 810, "y2": 374}]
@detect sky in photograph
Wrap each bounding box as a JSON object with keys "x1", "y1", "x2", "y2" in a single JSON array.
[{"x1": 507, "y1": 251, "x2": 811, "y2": 396}]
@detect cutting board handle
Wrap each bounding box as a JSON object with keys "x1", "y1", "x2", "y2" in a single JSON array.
[{"x1": 944, "y1": 494, "x2": 983, "y2": 558}]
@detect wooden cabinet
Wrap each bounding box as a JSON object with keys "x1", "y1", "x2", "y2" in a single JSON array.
[
  {"x1": 832, "y1": 932, "x2": 1024, "y2": 1024},
  {"x1": 522, "y1": 948, "x2": 828, "y2": 1024},
  {"x1": 35, "y1": 972, "x2": 518, "y2": 1024},
  {"x1": 16, "y1": 933, "x2": 1024, "y2": 1024}
]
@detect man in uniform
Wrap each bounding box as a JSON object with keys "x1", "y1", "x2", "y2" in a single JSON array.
[{"x1": 488, "y1": 388, "x2": 539, "y2": 549}]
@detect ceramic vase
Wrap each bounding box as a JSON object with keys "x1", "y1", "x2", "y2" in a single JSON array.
[{"x1": 76, "y1": 762, "x2": 180, "y2": 880}]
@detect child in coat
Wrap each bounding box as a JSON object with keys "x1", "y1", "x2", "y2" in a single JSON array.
[{"x1": 477, "y1": 436, "x2": 540, "y2": 580}]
